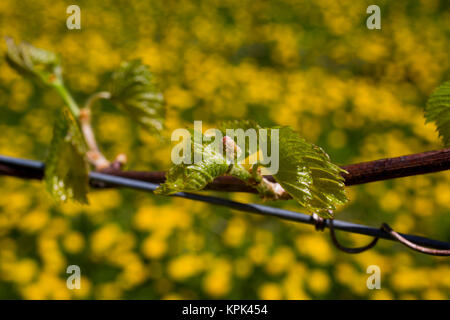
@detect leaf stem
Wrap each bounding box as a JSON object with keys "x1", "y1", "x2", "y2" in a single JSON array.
[
  {"x1": 50, "y1": 84, "x2": 116, "y2": 169},
  {"x1": 79, "y1": 108, "x2": 110, "y2": 169},
  {"x1": 79, "y1": 91, "x2": 125, "y2": 170},
  {"x1": 52, "y1": 80, "x2": 80, "y2": 118},
  {"x1": 84, "y1": 91, "x2": 111, "y2": 110}
]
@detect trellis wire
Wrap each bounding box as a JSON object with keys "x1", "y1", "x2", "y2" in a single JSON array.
[{"x1": 0, "y1": 155, "x2": 449, "y2": 255}]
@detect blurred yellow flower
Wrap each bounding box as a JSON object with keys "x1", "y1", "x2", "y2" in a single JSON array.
[
  {"x1": 162, "y1": 293, "x2": 184, "y2": 300},
  {"x1": 371, "y1": 290, "x2": 393, "y2": 300},
  {"x1": 248, "y1": 244, "x2": 269, "y2": 265},
  {"x1": 258, "y1": 282, "x2": 283, "y2": 300},
  {"x1": 223, "y1": 217, "x2": 247, "y2": 248},
  {"x1": 91, "y1": 224, "x2": 122, "y2": 255},
  {"x1": 168, "y1": 254, "x2": 204, "y2": 280},
  {"x1": 63, "y1": 231, "x2": 85, "y2": 254},
  {"x1": 423, "y1": 289, "x2": 446, "y2": 300},
  {"x1": 391, "y1": 267, "x2": 432, "y2": 291},
  {"x1": 10, "y1": 259, "x2": 38, "y2": 284},
  {"x1": 295, "y1": 234, "x2": 333, "y2": 264},
  {"x1": 72, "y1": 276, "x2": 92, "y2": 299},
  {"x1": 18, "y1": 210, "x2": 49, "y2": 233},
  {"x1": 265, "y1": 246, "x2": 295, "y2": 275},
  {"x1": 379, "y1": 192, "x2": 402, "y2": 212},
  {"x1": 202, "y1": 268, "x2": 231, "y2": 298},
  {"x1": 142, "y1": 235, "x2": 167, "y2": 259},
  {"x1": 282, "y1": 263, "x2": 309, "y2": 300},
  {"x1": 306, "y1": 270, "x2": 330, "y2": 295}
]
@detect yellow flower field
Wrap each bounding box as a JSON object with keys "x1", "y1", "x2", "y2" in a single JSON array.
[{"x1": 0, "y1": 0, "x2": 449, "y2": 299}]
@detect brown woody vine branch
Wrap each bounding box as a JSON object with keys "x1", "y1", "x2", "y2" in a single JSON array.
[
  {"x1": 98, "y1": 148, "x2": 450, "y2": 194},
  {"x1": 0, "y1": 148, "x2": 449, "y2": 195}
]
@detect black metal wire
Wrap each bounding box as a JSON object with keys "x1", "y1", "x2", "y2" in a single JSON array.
[
  {"x1": 1, "y1": 155, "x2": 450, "y2": 253},
  {"x1": 312, "y1": 213, "x2": 380, "y2": 254}
]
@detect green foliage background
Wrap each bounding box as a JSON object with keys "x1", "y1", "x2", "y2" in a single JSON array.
[{"x1": 0, "y1": 0, "x2": 449, "y2": 299}]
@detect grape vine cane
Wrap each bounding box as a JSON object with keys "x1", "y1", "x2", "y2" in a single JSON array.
[{"x1": 1, "y1": 38, "x2": 450, "y2": 255}]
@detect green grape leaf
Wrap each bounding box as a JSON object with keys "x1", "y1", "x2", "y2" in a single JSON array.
[
  {"x1": 4, "y1": 37, "x2": 62, "y2": 84},
  {"x1": 155, "y1": 130, "x2": 232, "y2": 195},
  {"x1": 109, "y1": 59, "x2": 164, "y2": 133},
  {"x1": 273, "y1": 127, "x2": 347, "y2": 218},
  {"x1": 425, "y1": 81, "x2": 450, "y2": 146},
  {"x1": 157, "y1": 121, "x2": 347, "y2": 218},
  {"x1": 45, "y1": 110, "x2": 89, "y2": 204}
]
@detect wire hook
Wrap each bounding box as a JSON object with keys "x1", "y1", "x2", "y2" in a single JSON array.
[
  {"x1": 311, "y1": 213, "x2": 378, "y2": 253},
  {"x1": 381, "y1": 223, "x2": 450, "y2": 256},
  {"x1": 311, "y1": 213, "x2": 450, "y2": 256},
  {"x1": 328, "y1": 218, "x2": 379, "y2": 254}
]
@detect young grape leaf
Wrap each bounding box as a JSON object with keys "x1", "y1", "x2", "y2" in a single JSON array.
[
  {"x1": 109, "y1": 59, "x2": 164, "y2": 133},
  {"x1": 273, "y1": 127, "x2": 347, "y2": 218},
  {"x1": 157, "y1": 121, "x2": 347, "y2": 218},
  {"x1": 155, "y1": 130, "x2": 232, "y2": 195},
  {"x1": 425, "y1": 81, "x2": 450, "y2": 146},
  {"x1": 220, "y1": 121, "x2": 347, "y2": 217},
  {"x1": 4, "y1": 37, "x2": 62, "y2": 84},
  {"x1": 45, "y1": 110, "x2": 89, "y2": 204}
]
